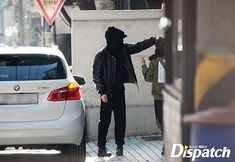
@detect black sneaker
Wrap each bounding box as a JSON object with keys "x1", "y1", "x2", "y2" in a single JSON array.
[
  {"x1": 98, "y1": 147, "x2": 112, "y2": 157},
  {"x1": 116, "y1": 146, "x2": 123, "y2": 156}
]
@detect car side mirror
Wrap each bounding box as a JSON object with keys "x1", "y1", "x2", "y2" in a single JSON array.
[{"x1": 73, "y1": 76, "x2": 86, "y2": 85}]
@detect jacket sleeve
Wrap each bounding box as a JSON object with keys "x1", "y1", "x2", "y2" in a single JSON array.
[
  {"x1": 141, "y1": 61, "x2": 155, "y2": 82},
  {"x1": 126, "y1": 37, "x2": 156, "y2": 55},
  {"x1": 92, "y1": 53, "x2": 106, "y2": 95}
]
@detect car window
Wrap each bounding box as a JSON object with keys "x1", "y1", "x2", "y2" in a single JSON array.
[{"x1": 0, "y1": 54, "x2": 66, "y2": 81}]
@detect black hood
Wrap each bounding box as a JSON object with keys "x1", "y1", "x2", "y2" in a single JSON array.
[
  {"x1": 149, "y1": 37, "x2": 164, "y2": 60},
  {"x1": 105, "y1": 26, "x2": 127, "y2": 56},
  {"x1": 105, "y1": 26, "x2": 127, "y2": 46}
]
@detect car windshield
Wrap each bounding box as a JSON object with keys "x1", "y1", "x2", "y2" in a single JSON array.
[{"x1": 0, "y1": 54, "x2": 66, "y2": 81}]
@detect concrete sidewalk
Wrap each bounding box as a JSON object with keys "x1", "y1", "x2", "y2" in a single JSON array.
[{"x1": 86, "y1": 134, "x2": 164, "y2": 162}]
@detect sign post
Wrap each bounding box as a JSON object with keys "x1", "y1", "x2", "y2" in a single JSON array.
[{"x1": 37, "y1": 0, "x2": 65, "y2": 25}]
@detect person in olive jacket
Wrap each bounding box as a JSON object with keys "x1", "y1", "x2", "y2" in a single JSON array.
[
  {"x1": 93, "y1": 26, "x2": 157, "y2": 157},
  {"x1": 138, "y1": 37, "x2": 165, "y2": 133},
  {"x1": 138, "y1": 37, "x2": 165, "y2": 155}
]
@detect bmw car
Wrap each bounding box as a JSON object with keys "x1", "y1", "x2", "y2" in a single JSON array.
[{"x1": 0, "y1": 47, "x2": 86, "y2": 162}]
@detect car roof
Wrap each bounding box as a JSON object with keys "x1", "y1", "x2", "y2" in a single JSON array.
[{"x1": 0, "y1": 46, "x2": 64, "y2": 58}]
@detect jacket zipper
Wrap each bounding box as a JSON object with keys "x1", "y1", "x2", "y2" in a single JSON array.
[
  {"x1": 121, "y1": 49, "x2": 139, "y2": 91},
  {"x1": 111, "y1": 55, "x2": 116, "y2": 91}
]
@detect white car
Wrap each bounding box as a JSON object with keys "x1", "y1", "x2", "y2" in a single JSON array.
[{"x1": 0, "y1": 46, "x2": 86, "y2": 161}]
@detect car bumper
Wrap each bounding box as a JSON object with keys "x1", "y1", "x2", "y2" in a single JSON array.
[{"x1": 0, "y1": 101, "x2": 85, "y2": 146}]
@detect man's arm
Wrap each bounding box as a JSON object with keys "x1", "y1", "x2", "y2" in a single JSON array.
[
  {"x1": 92, "y1": 53, "x2": 105, "y2": 95},
  {"x1": 126, "y1": 37, "x2": 156, "y2": 55}
]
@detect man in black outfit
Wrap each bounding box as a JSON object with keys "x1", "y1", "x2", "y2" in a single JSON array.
[{"x1": 93, "y1": 26, "x2": 157, "y2": 157}]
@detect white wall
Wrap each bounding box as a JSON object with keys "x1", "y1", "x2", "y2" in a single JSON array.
[{"x1": 71, "y1": 10, "x2": 164, "y2": 140}]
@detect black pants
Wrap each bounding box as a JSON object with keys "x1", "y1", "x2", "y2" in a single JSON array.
[
  {"x1": 154, "y1": 100, "x2": 163, "y2": 131},
  {"x1": 97, "y1": 91, "x2": 126, "y2": 148}
]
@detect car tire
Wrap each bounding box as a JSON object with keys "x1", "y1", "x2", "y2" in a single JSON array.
[
  {"x1": 0, "y1": 146, "x2": 6, "y2": 151},
  {"x1": 60, "y1": 133, "x2": 86, "y2": 162}
]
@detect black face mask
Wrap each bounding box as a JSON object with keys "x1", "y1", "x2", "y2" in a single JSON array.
[{"x1": 107, "y1": 39, "x2": 124, "y2": 56}]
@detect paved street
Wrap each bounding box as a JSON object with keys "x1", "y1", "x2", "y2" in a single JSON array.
[
  {"x1": 0, "y1": 134, "x2": 163, "y2": 162},
  {"x1": 86, "y1": 134, "x2": 164, "y2": 162}
]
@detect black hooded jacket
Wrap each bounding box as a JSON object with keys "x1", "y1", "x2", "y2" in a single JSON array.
[{"x1": 93, "y1": 37, "x2": 156, "y2": 95}]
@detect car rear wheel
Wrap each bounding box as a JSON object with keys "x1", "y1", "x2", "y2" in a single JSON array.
[
  {"x1": 60, "y1": 134, "x2": 86, "y2": 162},
  {"x1": 0, "y1": 146, "x2": 6, "y2": 151}
]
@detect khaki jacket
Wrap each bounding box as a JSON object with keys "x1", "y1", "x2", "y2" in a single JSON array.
[{"x1": 141, "y1": 58, "x2": 164, "y2": 100}]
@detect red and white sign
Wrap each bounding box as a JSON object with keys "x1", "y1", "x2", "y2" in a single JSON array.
[{"x1": 37, "y1": 0, "x2": 65, "y2": 25}]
